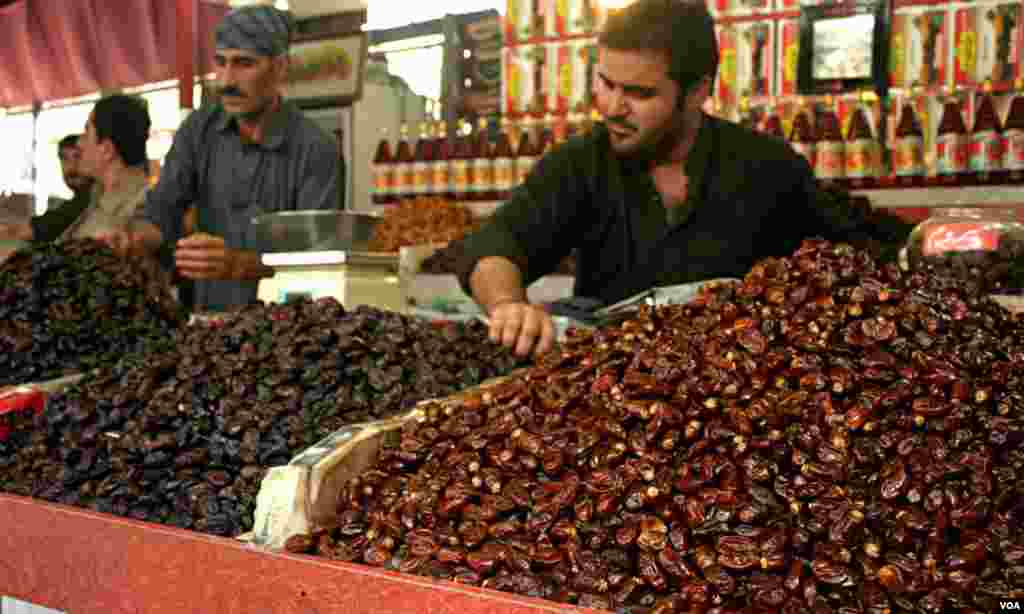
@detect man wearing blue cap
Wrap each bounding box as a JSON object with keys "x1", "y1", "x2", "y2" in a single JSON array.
[{"x1": 101, "y1": 5, "x2": 343, "y2": 312}]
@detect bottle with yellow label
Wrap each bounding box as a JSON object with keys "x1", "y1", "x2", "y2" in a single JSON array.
[{"x1": 451, "y1": 121, "x2": 474, "y2": 201}]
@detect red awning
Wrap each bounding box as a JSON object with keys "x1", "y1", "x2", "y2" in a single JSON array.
[{"x1": 0, "y1": 0, "x2": 230, "y2": 108}]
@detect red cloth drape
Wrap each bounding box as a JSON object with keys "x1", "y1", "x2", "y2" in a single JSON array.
[{"x1": 0, "y1": 0, "x2": 230, "y2": 108}]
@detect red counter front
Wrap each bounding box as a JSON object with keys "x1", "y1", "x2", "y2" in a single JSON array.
[{"x1": 0, "y1": 494, "x2": 592, "y2": 614}]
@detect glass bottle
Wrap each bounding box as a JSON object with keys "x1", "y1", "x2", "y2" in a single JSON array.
[
  {"x1": 394, "y1": 123, "x2": 415, "y2": 201},
  {"x1": 1006, "y1": 93, "x2": 1024, "y2": 184},
  {"x1": 789, "y1": 105, "x2": 817, "y2": 169},
  {"x1": 412, "y1": 122, "x2": 435, "y2": 198},
  {"x1": 935, "y1": 97, "x2": 969, "y2": 186},
  {"x1": 432, "y1": 122, "x2": 453, "y2": 201},
  {"x1": 451, "y1": 121, "x2": 474, "y2": 202},
  {"x1": 893, "y1": 103, "x2": 925, "y2": 187},
  {"x1": 492, "y1": 120, "x2": 515, "y2": 201},
  {"x1": 970, "y1": 90, "x2": 1004, "y2": 185},
  {"x1": 845, "y1": 105, "x2": 880, "y2": 189},
  {"x1": 515, "y1": 120, "x2": 538, "y2": 187},
  {"x1": 815, "y1": 105, "x2": 845, "y2": 184},
  {"x1": 472, "y1": 117, "x2": 495, "y2": 202},
  {"x1": 370, "y1": 128, "x2": 394, "y2": 205}
]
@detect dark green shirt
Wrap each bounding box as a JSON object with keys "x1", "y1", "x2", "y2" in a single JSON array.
[
  {"x1": 30, "y1": 192, "x2": 91, "y2": 243},
  {"x1": 459, "y1": 114, "x2": 889, "y2": 305}
]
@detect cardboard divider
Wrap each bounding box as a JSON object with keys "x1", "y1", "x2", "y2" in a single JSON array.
[{"x1": 248, "y1": 374, "x2": 517, "y2": 551}]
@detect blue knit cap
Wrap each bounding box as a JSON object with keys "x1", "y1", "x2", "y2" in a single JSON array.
[{"x1": 215, "y1": 5, "x2": 294, "y2": 57}]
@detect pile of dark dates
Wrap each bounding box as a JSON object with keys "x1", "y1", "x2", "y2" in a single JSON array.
[
  {"x1": 0, "y1": 300, "x2": 521, "y2": 537},
  {"x1": 908, "y1": 241, "x2": 1024, "y2": 295},
  {"x1": 296, "y1": 240, "x2": 1024, "y2": 613},
  {"x1": 0, "y1": 239, "x2": 182, "y2": 386}
]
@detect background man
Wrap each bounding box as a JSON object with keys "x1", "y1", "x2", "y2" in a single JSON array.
[
  {"x1": 0, "y1": 96, "x2": 150, "y2": 243},
  {"x1": 101, "y1": 5, "x2": 343, "y2": 312}
]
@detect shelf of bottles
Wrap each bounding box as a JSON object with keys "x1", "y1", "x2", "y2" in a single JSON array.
[
  {"x1": 722, "y1": 0, "x2": 1024, "y2": 198},
  {"x1": 368, "y1": 0, "x2": 1024, "y2": 215}
]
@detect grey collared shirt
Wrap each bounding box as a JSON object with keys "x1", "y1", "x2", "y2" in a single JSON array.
[{"x1": 141, "y1": 101, "x2": 342, "y2": 311}]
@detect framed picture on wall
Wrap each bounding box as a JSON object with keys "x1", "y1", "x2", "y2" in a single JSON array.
[
  {"x1": 797, "y1": 0, "x2": 891, "y2": 96},
  {"x1": 284, "y1": 32, "x2": 368, "y2": 109}
]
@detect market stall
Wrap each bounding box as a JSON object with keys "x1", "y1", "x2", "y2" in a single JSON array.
[{"x1": 2, "y1": 0, "x2": 1024, "y2": 611}]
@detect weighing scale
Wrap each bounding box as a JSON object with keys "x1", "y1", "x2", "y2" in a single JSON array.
[{"x1": 252, "y1": 211, "x2": 402, "y2": 311}]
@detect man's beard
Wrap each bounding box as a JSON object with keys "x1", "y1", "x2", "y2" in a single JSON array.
[
  {"x1": 612, "y1": 109, "x2": 694, "y2": 163},
  {"x1": 66, "y1": 175, "x2": 94, "y2": 193}
]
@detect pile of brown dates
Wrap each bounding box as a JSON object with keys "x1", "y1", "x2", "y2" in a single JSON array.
[
  {"x1": 1, "y1": 300, "x2": 521, "y2": 537},
  {"x1": 296, "y1": 240, "x2": 1024, "y2": 613}
]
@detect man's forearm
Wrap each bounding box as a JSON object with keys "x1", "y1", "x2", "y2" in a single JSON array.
[
  {"x1": 230, "y1": 249, "x2": 274, "y2": 281},
  {"x1": 0, "y1": 222, "x2": 32, "y2": 241},
  {"x1": 469, "y1": 256, "x2": 529, "y2": 314}
]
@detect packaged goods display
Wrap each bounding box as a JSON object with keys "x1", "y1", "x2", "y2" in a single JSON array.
[
  {"x1": 0, "y1": 239, "x2": 182, "y2": 387},
  {"x1": 907, "y1": 207, "x2": 1024, "y2": 294},
  {"x1": 368, "y1": 198, "x2": 482, "y2": 253},
  {"x1": 0, "y1": 300, "x2": 522, "y2": 536},
  {"x1": 294, "y1": 240, "x2": 1024, "y2": 612}
]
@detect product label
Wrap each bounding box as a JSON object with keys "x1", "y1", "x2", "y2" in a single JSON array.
[
  {"x1": 412, "y1": 161, "x2": 432, "y2": 194},
  {"x1": 779, "y1": 20, "x2": 799, "y2": 97},
  {"x1": 451, "y1": 159, "x2": 471, "y2": 194},
  {"x1": 504, "y1": 46, "x2": 542, "y2": 115},
  {"x1": 1006, "y1": 128, "x2": 1024, "y2": 171},
  {"x1": 717, "y1": 26, "x2": 737, "y2": 107},
  {"x1": 516, "y1": 155, "x2": 538, "y2": 185},
  {"x1": 552, "y1": 40, "x2": 594, "y2": 115},
  {"x1": 815, "y1": 142, "x2": 845, "y2": 179},
  {"x1": 371, "y1": 165, "x2": 394, "y2": 195},
  {"x1": 528, "y1": 45, "x2": 549, "y2": 115},
  {"x1": 845, "y1": 140, "x2": 879, "y2": 178},
  {"x1": 472, "y1": 158, "x2": 494, "y2": 193},
  {"x1": 431, "y1": 160, "x2": 451, "y2": 194},
  {"x1": 923, "y1": 222, "x2": 1000, "y2": 256},
  {"x1": 955, "y1": 9, "x2": 978, "y2": 86},
  {"x1": 906, "y1": 10, "x2": 948, "y2": 89},
  {"x1": 969, "y1": 130, "x2": 1003, "y2": 172},
  {"x1": 977, "y1": 3, "x2": 1022, "y2": 87},
  {"x1": 894, "y1": 136, "x2": 925, "y2": 176},
  {"x1": 493, "y1": 157, "x2": 515, "y2": 191},
  {"x1": 555, "y1": 0, "x2": 596, "y2": 36},
  {"x1": 890, "y1": 13, "x2": 907, "y2": 88},
  {"x1": 737, "y1": 22, "x2": 774, "y2": 100},
  {"x1": 936, "y1": 132, "x2": 969, "y2": 174},
  {"x1": 791, "y1": 142, "x2": 816, "y2": 167}
]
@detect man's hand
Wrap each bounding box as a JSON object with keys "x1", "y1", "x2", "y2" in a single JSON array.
[
  {"x1": 0, "y1": 222, "x2": 32, "y2": 241},
  {"x1": 175, "y1": 232, "x2": 236, "y2": 280},
  {"x1": 95, "y1": 229, "x2": 147, "y2": 258},
  {"x1": 487, "y1": 301, "x2": 556, "y2": 358}
]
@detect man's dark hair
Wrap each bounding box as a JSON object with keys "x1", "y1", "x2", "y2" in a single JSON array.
[
  {"x1": 92, "y1": 95, "x2": 151, "y2": 167},
  {"x1": 598, "y1": 0, "x2": 719, "y2": 94},
  {"x1": 58, "y1": 134, "x2": 80, "y2": 151}
]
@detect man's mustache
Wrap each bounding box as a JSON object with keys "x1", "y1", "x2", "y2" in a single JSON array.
[{"x1": 220, "y1": 85, "x2": 245, "y2": 97}]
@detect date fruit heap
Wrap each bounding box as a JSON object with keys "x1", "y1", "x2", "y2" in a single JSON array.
[
  {"x1": 300, "y1": 240, "x2": 1024, "y2": 614},
  {"x1": 0, "y1": 239, "x2": 182, "y2": 386},
  {"x1": 1, "y1": 300, "x2": 521, "y2": 537},
  {"x1": 368, "y1": 198, "x2": 481, "y2": 253}
]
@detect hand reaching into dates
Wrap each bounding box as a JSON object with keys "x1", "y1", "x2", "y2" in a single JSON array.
[{"x1": 487, "y1": 301, "x2": 555, "y2": 358}]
